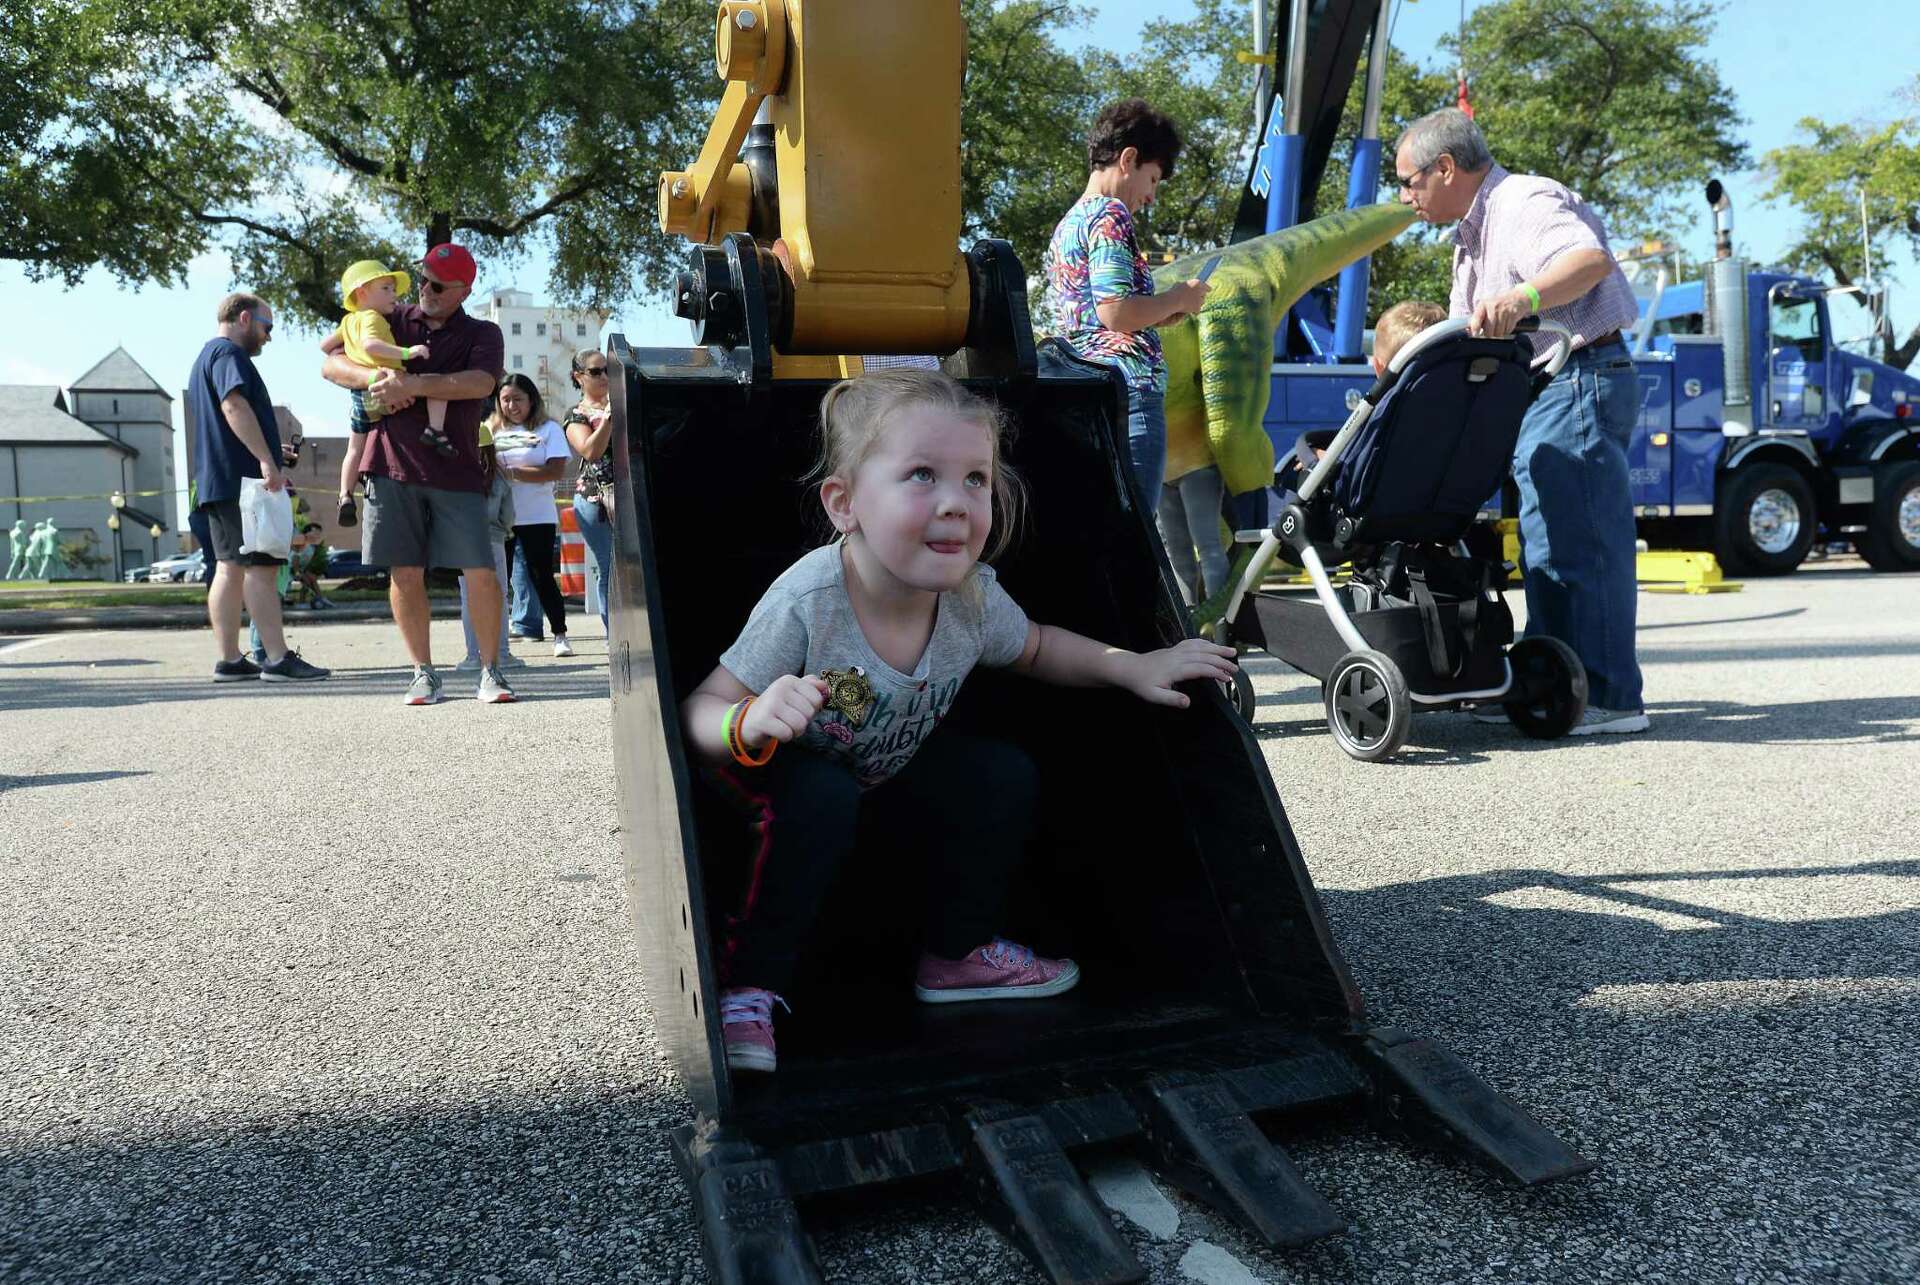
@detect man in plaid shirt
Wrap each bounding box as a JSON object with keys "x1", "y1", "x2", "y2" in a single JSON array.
[{"x1": 1395, "y1": 108, "x2": 1647, "y2": 736}]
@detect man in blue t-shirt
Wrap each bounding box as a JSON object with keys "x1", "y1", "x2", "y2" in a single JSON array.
[{"x1": 187, "y1": 291, "x2": 329, "y2": 684}]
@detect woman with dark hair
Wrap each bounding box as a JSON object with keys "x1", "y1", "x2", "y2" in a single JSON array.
[
  {"x1": 563, "y1": 348, "x2": 617, "y2": 629},
  {"x1": 1043, "y1": 98, "x2": 1210, "y2": 502},
  {"x1": 492, "y1": 373, "x2": 572, "y2": 655}
]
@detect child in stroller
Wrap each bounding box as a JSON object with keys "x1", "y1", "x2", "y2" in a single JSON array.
[{"x1": 1213, "y1": 313, "x2": 1587, "y2": 760}]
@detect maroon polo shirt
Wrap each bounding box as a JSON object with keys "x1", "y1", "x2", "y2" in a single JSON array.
[{"x1": 359, "y1": 304, "x2": 505, "y2": 493}]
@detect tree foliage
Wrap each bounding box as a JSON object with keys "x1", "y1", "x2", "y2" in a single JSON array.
[
  {"x1": 1, "y1": 0, "x2": 249, "y2": 284},
  {"x1": 6, "y1": 0, "x2": 712, "y2": 329},
  {"x1": 1760, "y1": 112, "x2": 1920, "y2": 369},
  {"x1": 1441, "y1": 0, "x2": 1748, "y2": 238},
  {"x1": 959, "y1": 1, "x2": 1101, "y2": 277},
  {"x1": 1087, "y1": 0, "x2": 1257, "y2": 257},
  {"x1": 8, "y1": 0, "x2": 1756, "y2": 341}
]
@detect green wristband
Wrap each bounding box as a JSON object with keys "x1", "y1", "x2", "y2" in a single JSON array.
[
  {"x1": 366, "y1": 371, "x2": 379, "y2": 390},
  {"x1": 1519, "y1": 282, "x2": 1542, "y2": 313}
]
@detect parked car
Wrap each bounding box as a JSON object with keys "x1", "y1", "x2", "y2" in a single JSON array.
[
  {"x1": 146, "y1": 551, "x2": 205, "y2": 582},
  {"x1": 325, "y1": 548, "x2": 386, "y2": 582},
  {"x1": 123, "y1": 565, "x2": 152, "y2": 584}
]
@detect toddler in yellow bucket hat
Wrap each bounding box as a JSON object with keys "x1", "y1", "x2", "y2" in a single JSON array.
[{"x1": 336, "y1": 259, "x2": 453, "y2": 457}]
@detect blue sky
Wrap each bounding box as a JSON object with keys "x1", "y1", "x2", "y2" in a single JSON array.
[{"x1": 3, "y1": 0, "x2": 1914, "y2": 526}]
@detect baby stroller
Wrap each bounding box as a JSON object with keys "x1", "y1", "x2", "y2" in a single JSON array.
[{"x1": 1214, "y1": 317, "x2": 1587, "y2": 761}]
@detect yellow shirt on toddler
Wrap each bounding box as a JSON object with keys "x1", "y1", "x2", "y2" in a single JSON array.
[{"x1": 337, "y1": 309, "x2": 410, "y2": 422}]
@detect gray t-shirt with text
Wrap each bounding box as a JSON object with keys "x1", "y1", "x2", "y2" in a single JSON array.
[{"x1": 718, "y1": 543, "x2": 1032, "y2": 788}]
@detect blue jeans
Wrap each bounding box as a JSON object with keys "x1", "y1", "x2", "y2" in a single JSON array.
[
  {"x1": 1512, "y1": 339, "x2": 1644, "y2": 712},
  {"x1": 509, "y1": 539, "x2": 541, "y2": 637},
  {"x1": 572, "y1": 493, "x2": 615, "y2": 628},
  {"x1": 1125, "y1": 385, "x2": 1167, "y2": 505},
  {"x1": 1157, "y1": 465, "x2": 1229, "y2": 603},
  {"x1": 458, "y1": 540, "x2": 511, "y2": 664}
]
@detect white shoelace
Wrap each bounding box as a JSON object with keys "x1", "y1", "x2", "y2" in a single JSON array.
[
  {"x1": 721, "y1": 989, "x2": 789, "y2": 1026},
  {"x1": 982, "y1": 938, "x2": 1035, "y2": 969}
]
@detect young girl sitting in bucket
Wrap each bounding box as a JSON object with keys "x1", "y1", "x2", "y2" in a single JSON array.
[{"x1": 681, "y1": 368, "x2": 1237, "y2": 1073}]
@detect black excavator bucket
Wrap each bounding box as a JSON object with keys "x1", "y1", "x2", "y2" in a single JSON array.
[{"x1": 603, "y1": 242, "x2": 1592, "y2": 1285}]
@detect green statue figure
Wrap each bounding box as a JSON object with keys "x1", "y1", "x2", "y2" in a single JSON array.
[
  {"x1": 29, "y1": 519, "x2": 63, "y2": 580},
  {"x1": 4, "y1": 518, "x2": 26, "y2": 579},
  {"x1": 17, "y1": 521, "x2": 49, "y2": 579}
]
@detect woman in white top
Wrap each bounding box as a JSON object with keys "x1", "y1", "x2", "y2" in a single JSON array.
[{"x1": 491, "y1": 373, "x2": 574, "y2": 656}]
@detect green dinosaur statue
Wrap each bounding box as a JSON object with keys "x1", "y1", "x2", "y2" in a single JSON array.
[{"x1": 1153, "y1": 202, "x2": 1417, "y2": 497}]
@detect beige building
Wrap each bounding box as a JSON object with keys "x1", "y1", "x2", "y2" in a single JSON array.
[
  {"x1": 485, "y1": 288, "x2": 608, "y2": 414},
  {"x1": 1, "y1": 348, "x2": 177, "y2": 580}
]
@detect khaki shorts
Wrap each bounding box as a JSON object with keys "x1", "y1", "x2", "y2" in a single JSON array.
[{"x1": 361, "y1": 475, "x2": 494, "y2": 570}]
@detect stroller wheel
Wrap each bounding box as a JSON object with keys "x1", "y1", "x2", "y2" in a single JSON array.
[
  {"x1": 1224, "y1": 667, "x2": 1257, "y2": 722},
  {"x1": 1501, "y1": 637, "x2": 1589, "y2": 738},
  {"x1": 1322, "y1": 649, "x2": 1411, "y2": 761}
]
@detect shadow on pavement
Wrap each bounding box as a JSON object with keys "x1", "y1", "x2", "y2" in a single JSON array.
[
  {"x1": 0, "y1": 663, "x2": 614, "y2": 712},
  {"x1": 1638, "y1": 639, "x2": 1919, "y2": 664},
  {"x1": 1636, "y1": 607, "x2": 1806, "y2": 632},
  {"x1": 0, "y1": 657, "x2": 158, "y2": 670},
  {"x1": 0, "y1": 1093, "x2": 705, "y2": 1285},
  {"x1": 0, "y1": 769, "x2": 153, "y2": 792},
  {"x1": 5, "y1": 862, "x2": 1915, "y2": 1284}
]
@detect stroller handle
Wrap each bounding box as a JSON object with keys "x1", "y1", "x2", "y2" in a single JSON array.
[
  {"x1": 1386, "y1": 316, "x2": 1574, "y2": 380},
  {"x1": 1291, "y1": 317, "x2": 1575, "y2": 511}
]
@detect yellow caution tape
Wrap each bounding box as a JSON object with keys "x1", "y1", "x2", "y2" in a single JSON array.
[{"x1": 0, "y1": 487, "x2": 184, "y2": 504}]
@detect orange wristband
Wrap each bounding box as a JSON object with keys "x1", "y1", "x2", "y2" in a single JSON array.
[{"x1": 724, "y1": 697, "x2": 776, "y2": 767}]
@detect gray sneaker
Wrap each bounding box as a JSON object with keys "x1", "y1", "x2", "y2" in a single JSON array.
[
  {"x1": 497, "y1": 650, "x2": 528, "y2": 669},
  {"x1": 404, "y1": 667, "x2": 443, "y2": 706},
  {"x1": 453, "y1": 654, "x2": 484, "y2": 673},
  {"x1": 212, "y1": 656, "x2": 262, "y2": 683},
  {"x1": 1569, "y1": 706, "x2": 1649, "y2": 736},
  {"x1": 260, "y1": 650, "x2": 331, "y2": 682},
  {"x1": 477, "y1": 665, "x2": 517, "y2": 704}
]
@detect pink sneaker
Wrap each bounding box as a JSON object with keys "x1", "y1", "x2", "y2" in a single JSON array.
[
  {"x1": 914, "y1": 938, "x2": 1081, "y2": 1004},
  {"x1": 721, "y1": 987, "x2": 786, "y2": 1073}
]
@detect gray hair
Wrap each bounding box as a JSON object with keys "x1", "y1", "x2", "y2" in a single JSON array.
[{"x1": 1398, "y1": 108, "x2": 1493, "y2": 173}]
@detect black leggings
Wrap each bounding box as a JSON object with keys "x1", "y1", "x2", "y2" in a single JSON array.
[
  {"x1": 714, "y1": 732, "x2": 1037, "y2": 994},
  {"x1": 506, "y1": 523, "x2": 568, "y2": 638}
]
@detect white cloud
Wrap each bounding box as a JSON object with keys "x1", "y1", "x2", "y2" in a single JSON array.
[{"x1": 0, "y1": 355, "x2": 67, "y2": 386}]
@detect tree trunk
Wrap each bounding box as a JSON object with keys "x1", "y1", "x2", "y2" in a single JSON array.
[
  {"x1": 428, "y1": 211, "x2": 451, "y2": 249},
  {"x1": 1889, "y1": 322, "x2": 1920, "y2": 372}
]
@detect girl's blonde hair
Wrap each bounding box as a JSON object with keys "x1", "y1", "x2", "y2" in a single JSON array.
[{"x1": 811, "y1": 368, "x2": 1027, "y2": 563}]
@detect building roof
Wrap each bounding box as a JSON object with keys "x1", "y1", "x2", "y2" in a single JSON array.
[
  {"x1": 69, "y1": 346, "x2": 172, "y2": 399},
  {"x1": 0, "y1": 386, "x2": 136, "y2": 452}
]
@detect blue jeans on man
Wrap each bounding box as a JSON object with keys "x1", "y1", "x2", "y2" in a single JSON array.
[{"x1": 1512, "y1": 338, "x2": 1644, "y2": 713}]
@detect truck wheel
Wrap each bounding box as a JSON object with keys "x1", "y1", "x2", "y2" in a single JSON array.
[
  {"x1": 1323, "y1": 649, "x2": 1410, "y2": 762},
  {"x1": 1855, "y1": 460, "x2": 1920, "y2": 572},
  {"x1": 1714, "y1": 463, "x2": 1815, "y2": 576}
]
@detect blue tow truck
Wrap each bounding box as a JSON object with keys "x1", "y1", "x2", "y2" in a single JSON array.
[
  {"x1": 1620, "y1": 183, "x2": 1920, "y2": 574},
  {"x1": 1235, "y1": 4, "x2": 1920, "y2": 576}
]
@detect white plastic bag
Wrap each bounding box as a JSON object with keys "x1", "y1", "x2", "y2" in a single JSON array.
[{"x1": 238, "y1": 476, "x2": 295, "y2": 560}]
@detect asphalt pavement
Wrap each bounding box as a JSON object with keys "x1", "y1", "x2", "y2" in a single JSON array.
[{"x1": 2, "y1": 557, "x2": 1916, "y2": 1284}]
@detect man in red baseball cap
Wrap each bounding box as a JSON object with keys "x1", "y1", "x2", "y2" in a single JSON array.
[{"x1": 320, "y1": 242, "x2": 513, "y2": 706}]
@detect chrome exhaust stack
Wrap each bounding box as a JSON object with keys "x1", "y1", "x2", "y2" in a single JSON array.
[{"x1": 1703, "y1": 180, "x2": 1752, "y2": 435}]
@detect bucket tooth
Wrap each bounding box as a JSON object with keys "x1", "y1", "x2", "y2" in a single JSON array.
[
  {"x1": 671, "y1": 1123, "x2": 824, "y2": 1285},
  {"x1": 1358, "y1": 1029, "x2": 1596, "y2": 1185},
  {"x1": 965, "y1": 1112, "x2": 1145, "y2": 1285},
  {"x1": 1139, "y1": 1077, "x2": 1347, "y2": 1247}
]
